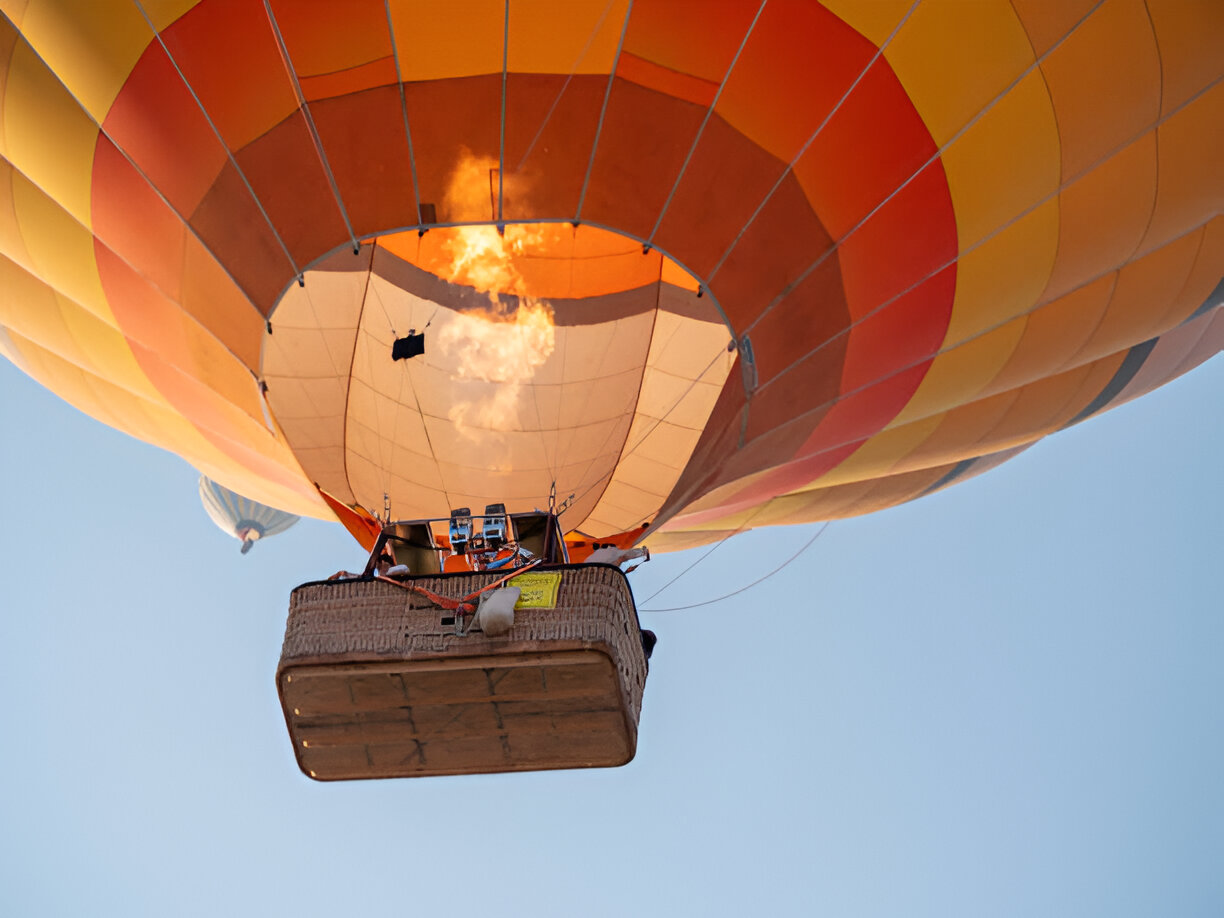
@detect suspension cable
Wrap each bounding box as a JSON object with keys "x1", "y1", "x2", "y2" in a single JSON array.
[
  {"x1": 635, "y1": 486, "x2": 783, "y2": 607},
  {"x1": 638, "y1": 520, "x2": 832, "y2": 612}
]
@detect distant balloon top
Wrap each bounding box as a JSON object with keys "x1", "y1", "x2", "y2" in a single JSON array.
[{"x1": 198, "y1": 477, "x2": 300, "y2": 554}]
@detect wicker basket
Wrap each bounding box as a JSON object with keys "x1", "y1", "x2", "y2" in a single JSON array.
[{"x1": 278, "y1": 564, "x2": 648, "y2": 780}]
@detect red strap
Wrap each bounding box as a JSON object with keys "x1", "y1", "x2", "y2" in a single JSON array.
[
  {"x1": 374, "y1": 559, "x2": 541, "y2": 616},
  {"x1": 375, "y1": 577, "x2": 471, "y2": 613},
  {"x1": 458, "y1": 559, "x2": 541, "y2": 604}
]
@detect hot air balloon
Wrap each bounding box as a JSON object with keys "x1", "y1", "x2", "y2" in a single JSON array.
[
  {"x1": 1, "y1": 0, "x2": 1221, "y2": 777},
  {"x1": 198, "y1": 475, "x2": 299, "y2": 553}
]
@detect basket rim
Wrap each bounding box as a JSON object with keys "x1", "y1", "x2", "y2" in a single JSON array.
[
  {"x1": 292, "y1": 560, "x2": 631, "y2": 592},
  {"x1": 290, "y1": 562, "x2": 643, "y2": 628}
]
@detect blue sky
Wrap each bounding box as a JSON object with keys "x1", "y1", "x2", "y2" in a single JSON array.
[{"x1": 1, "y1": 354, "x2": 1220, "y2": 918}]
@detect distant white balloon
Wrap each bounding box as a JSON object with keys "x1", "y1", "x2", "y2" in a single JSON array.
[{"x1": 198, "y1": 476, "x2": 300, "y2": 554}]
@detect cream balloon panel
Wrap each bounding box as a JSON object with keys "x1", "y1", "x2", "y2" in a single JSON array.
[{"x1": 265, "y1": 256, "x2": 732, "y2": 534}]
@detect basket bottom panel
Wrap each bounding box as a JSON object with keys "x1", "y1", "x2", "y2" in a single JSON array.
[{"x1": 281, "y1": 649, "x2": 636, "y2": 779}]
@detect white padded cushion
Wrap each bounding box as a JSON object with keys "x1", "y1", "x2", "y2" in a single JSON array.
[{"x1": 476, "y1": 587, "x2": 521, "y2": 635}]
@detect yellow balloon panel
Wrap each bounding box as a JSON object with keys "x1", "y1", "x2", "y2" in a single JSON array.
[
  {"x1": 1040, "y1": 135, "x2": 1157, "y2": 303},
  {"x1": 981, "y1": 276, "x2": 1115, "y2": 398},
  {"x1": 1147, "y1": 0, "x2": 1224, "y2": 113},
  {"x1": 940, "y1": 200, "x2": 1058, "y2": 349},
  {"x1": 1, "y1": 31, "x2": 97, "y2": 226},
  {"x1": 1008, "y1": 0, "x2": 1097, "y2": 57},
  {"x1": 1069, "y1": 234, "x2": 1205, "y2": 368},
  {"x1": 1164, "y1": 219, "x2": 1224, "y2": 324},
  {"x1": 0, "y1": 158, "x2": 31, "y2": 264},
  {"x1": 14, "y1": 0, "x2": 157, "y2": 121},
  {"x1": 891, "y1": 317, "x2": 1027, "y2": 429},
  {"x1": 771, "y1": 467, "x2": 948, "y2": 525},
  {"x1": 940, "y1": 69, "x2": 1059, "y2": 253},
  {"x1": 507, "y1": 0, "x2": 629, "y2": 75},
  {"x1": 388, "y1": 0, "x2": 505, "y2": 82},
  {"x1": 1040, "y1": 0, "x2": 1161, "y2": 182},
  {"x1": 0, "y1": 16, "x2": 15, "y2": 153},
  {"x1": 3, "y1": 157, "x2": 267, "y2": 435},
  {"x1": 976, "y1": 357, "x2": 1122, "y2": 448},
  {"x1": 8, "y1": 162, "x2": 114, "y2": 325},
  {"x1": 7, "y1": 327, "x2": 324, "y2": 517},
  {"x1": 0, "y1": 255, "x2": 155, "y2": 399},
  {"x1": 898, "y1": 390, "x2": 1032, "y2": 474},
  {"x1": 816, "y1": 0, "x2": 912, "y2": 49},
  {"x1": 884, "y1": 0, "x2": 1034, "y2": 148},
  {"x1": 1141, "y1": 81, "x2": 1224, "y2": 253},
  {"x1": 137, "y1": 0, "x2": 201, "y2": 33},
  {"x1": 801, "y1": 413, "x2": 944, "y2": 492}
]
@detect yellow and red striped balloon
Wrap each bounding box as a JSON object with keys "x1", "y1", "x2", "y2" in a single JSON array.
[{"x1": 1, "y1": 0, "x2": 1220, "y2": 551}]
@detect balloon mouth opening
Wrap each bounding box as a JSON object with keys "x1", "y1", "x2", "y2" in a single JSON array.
[
  {"x1": 372, "y1": 221, "x2": 706, "y2": 308},
  {"x1": 262, "y1": 218, "x2": 735, "y2": 536},
  {"x1": 375, "y1": 148, "x2": 709, "y2": 308}
]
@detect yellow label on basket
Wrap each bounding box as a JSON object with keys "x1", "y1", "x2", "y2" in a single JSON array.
[{"x1": 509, "y1": 571, "x2": 562, "y2": 609}]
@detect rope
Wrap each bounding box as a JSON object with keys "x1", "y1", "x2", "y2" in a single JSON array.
[
  {"x1": 638, "y1": 521, "x2": 832, "y2": 612},
  {"x1": 575, "y1": 0, "x2": 634, "y2": 221},
  {"x1": 635, "y1": 519, "x2": 743, "y2": 607},
  {"x1": 514, "y1": 0, "x2": 616, "y2": 173},
  {"x1": 374, "y1": 558, "x2": 542, "y2": 617},
  {"x1": 634, "y1": 492, "x2": 781, "y2": 607},
  {"x1": 562, "y1": 344, "x2": 733, "y2": 525}
]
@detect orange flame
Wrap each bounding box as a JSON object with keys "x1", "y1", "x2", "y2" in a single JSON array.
[{"x1": 435, "y1": 150, "x2": 557, "y2": 436}]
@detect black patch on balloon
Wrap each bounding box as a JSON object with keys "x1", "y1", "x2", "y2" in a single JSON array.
[{"x1": 392, "y1": 333, "x2": 425, "y2": 361}]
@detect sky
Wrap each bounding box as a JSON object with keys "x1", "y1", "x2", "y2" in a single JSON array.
[{"x1": 0, "y1": 353, "x2": 1220, "y2": 918}]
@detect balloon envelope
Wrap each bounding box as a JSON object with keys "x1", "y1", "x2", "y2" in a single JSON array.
[
  {"x1": 198, "y1": 475, "x2": 299, "y2": 553},
  {"x1": 0, "y1": 0, "x2": 1220, "y2": 552}
]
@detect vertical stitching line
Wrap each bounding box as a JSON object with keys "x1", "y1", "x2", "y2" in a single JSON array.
[
  {"x1": 705, "y1": 0, "x2": 921, "y2": 283},
  {"x1": 647, "y1": 0, "x2": 769, "y2": 244},
  {"x1": 514, "y1": 0, "x2": 616, "y2": 173},
  {"x1": 263, "y1": 0, "x2": 359, "y2": 254},
  {"x1": 132, "y1": 0, "x2": 301, "y2": 279},
  {"x1": 384, "y1": 0, "x2": 422, "y2": 216},
  {"x1": 498, "y1": 0, "x2": 509, "y2": 223},
  {"x1": 575, "y1": 0, "x2": 635, "y2": 222}
]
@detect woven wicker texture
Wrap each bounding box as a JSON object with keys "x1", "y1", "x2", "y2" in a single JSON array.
[{"x1": 281, "y1": 564, "x2": 646, "y2": 721}]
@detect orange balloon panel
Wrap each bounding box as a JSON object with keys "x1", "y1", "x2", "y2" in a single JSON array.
[{"x1": 0, "y1": 0, "x2": 1220, "y2": 549}]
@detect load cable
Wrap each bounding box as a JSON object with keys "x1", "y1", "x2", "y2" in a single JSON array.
[{"x1": 638, "y1": 520, "x2": 831, "y2": 612}]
